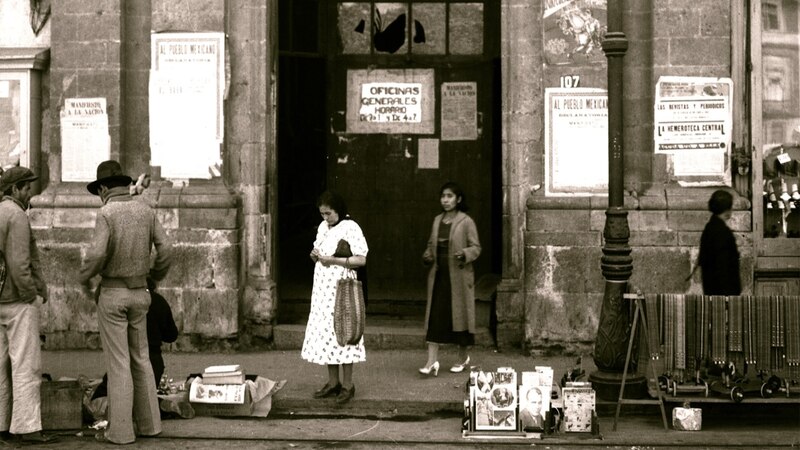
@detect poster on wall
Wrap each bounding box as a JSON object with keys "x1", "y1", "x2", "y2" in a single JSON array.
[
  {"x1": 441, "y1": 82, "x2": 478, "y2": 141},
  {"x1": 654, "y1": 76, "x2": 733, "y2": 179},
  {"x1": 346, "y1": 69, "x2": 434, "y2": 134},
  {"x1": 543, "y1": 0, "x2": 608, "y2": 66},
  {"x1": 150, "y1": 32, "x2": 225, "y2": 179},
  {"x1": 60, "y1": 98, "x2": 110, "y2": 182},
  {"x1": 545, "y1": 88, "x2": 608, "y2": 195}
]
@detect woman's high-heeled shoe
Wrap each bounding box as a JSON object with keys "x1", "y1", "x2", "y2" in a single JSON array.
[
  {"x1": 450, "y1": 356, "x2": 470, "y2": 373},
  {"x1": 418, "y1": 361, "x2": 440, "y2": 377}
]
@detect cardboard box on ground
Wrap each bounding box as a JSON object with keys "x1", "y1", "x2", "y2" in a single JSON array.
[
  {"x1": 41, "y1": 380, "x2": 83, "y2": 430},
  {"x1": 188, "y1": 374, "x2": 287, "y2": 417}
]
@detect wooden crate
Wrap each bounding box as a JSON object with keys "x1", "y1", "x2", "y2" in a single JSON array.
[{"x1": 41, "y1": 380, "x2": 83, "y2": 430}]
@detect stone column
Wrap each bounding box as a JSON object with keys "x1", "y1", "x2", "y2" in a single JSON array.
[{"x1": 226, "y1": 0, "x2": 277, "y2": 344}]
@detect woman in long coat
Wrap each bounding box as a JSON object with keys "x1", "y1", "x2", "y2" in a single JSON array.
[
  {"x1": 419, "y1": 182, "x2": 481, "y2": 376},
  {"x1": 698, "y1": 189, "x2": 741, "y2": 295}
]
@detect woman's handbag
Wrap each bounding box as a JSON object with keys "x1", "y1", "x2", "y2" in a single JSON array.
[{"x1": 334, "y1": 271, "x2": 365, "y2": 346}]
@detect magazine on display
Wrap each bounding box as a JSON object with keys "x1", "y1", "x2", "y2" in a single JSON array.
[
  {"x1": 562, "y1": 384, "x2": 595, "y2": 433},
  {"x1": 519, "y1": 366, "x2": 553, "y2": 432},
  {"x1": 472, "y1": 367, "x2": 518, "y2": 431}
]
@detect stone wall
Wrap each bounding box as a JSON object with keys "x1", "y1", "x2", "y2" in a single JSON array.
[
  {"x1": 519, "y1": 0, "x2": 742, "y2": 355},
  {"x1": 31, "y1": 0, "x2": 257, "y2": 350},
  {"x1": 32, "y1": 184, "x2": 241, "y2": 351},
  {"x1": 524, "y1": 192, "x2": 752, "y2": 355}
]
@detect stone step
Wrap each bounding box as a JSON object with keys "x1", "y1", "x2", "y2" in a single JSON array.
[
  {"x1": 273, "y1": 320, "x2": 496, "y2": 350},
  {"x1": 277, "y1": 298, "x2": 428, "y2": 323}
]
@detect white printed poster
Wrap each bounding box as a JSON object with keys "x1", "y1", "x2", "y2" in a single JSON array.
[
  {"x1": 346, "y1": 69, "x2": 435, "y2": 134},
  {"x1": 654, "y1": 76, "x2": 733, "y2": 153},
  {"x1": 60, "y1": 98, "x2": 110, "y2": 182},
  {"x1": 544, "y1": 88, "x2": 608, "y2": 195},
  {"x1": 441, "y1": 82, "x2": 478, "y2": 141},
  {"x1": 654, "y1": 76, "x2": 732, "y2": 180},
  {"x1": 150, "y1": 32, "x2": 225, "y2": 179}
]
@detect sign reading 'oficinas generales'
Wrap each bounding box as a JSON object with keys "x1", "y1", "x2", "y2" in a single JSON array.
[
  {"x1": 359, "y1": 83, "x2": 422, "y2": 123},
  {"x1": 347, "y1": 69, "x2": 434, "y2": 134}
]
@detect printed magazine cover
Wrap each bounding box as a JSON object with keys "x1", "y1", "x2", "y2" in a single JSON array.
[
  {"x1": 189, "y1": 377, "x2": 246, "y2": 404},
  {"x1": 519, "y1": 367, "x2": 553, "y2": 431},
  {"x1": 562, "y1": 386, "x2": 595, "y2": 432},
  {"x1": 472, "y1": 368, "x2": 518, "y2": 431}
]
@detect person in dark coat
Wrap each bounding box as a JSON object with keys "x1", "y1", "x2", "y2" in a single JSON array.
[
  {"x1": 92, "y1": 278, "x2": 177, "y2": 400},
  {"x1": 698, "y1": 190, "x2": 741, "y2": 295},
  {"x1": 146, "y1": 277, "x2": 178, "y2": 387}
]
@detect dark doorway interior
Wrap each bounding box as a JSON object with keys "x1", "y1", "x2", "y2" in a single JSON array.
[
  {"x1": 277, "y1": 1, "x2": 502, "y2": 328},
  {"x1": 277, "y1": 0, "x2": 326, "y2": 304}
]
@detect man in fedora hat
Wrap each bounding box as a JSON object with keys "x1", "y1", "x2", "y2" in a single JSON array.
[
  {"x1": 79, "y1": 160, "x2": 171, "y2": 444},
  {"x1": 0, "y1": 166, "x2": 57, "y2": 444}
]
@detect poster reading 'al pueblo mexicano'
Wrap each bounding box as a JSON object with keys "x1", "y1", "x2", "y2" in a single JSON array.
[
  {"x1": 654, "y1": 76, "x2": 733, "y2": 178},
  {"x1": 545, "y1": 88, "x2": 608, "y2": 196}
]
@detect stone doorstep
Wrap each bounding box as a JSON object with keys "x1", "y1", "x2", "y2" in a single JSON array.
[{"x1": 272, "y1": 323, "x2": 495, "y2": 350}]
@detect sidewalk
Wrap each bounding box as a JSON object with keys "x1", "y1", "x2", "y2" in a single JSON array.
[{"x1": 42, "y1": 348, "x2": 800, "y2": 447}]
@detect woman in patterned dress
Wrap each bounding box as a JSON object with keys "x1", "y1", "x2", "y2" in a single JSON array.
[
  {"x1": 301, "y1": 191, "x2": 368, "y2": 404},
  {"x1": 419, "y1": 182, "x2": 481, "y2": 376}
]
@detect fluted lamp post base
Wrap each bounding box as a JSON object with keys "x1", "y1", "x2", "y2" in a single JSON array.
[{"x1": 589, "y1": 370, "x2": 647, "y2": 401}]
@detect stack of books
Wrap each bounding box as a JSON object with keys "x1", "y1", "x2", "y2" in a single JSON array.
[{"x1": 201, "y1": 364, "x2": 245, "y2": 385}]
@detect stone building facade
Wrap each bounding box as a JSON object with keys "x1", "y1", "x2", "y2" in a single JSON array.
[{"x1": 1, "y1": 1, "x2": 781, "y2": 355}]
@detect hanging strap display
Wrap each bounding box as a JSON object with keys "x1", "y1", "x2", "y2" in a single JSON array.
[
  {"x1": 645, "y1": 294, "x2": 661, "y2": 360},
  {"x1": 756, "y1": 295, "x2": 771, "y2": 372},
  {"x1": 675, "y1": 295, "x2": 686, "y2": 377},
  {"x1": 664, "y1": 294, "x2": 675, "y2": 375},
  {"x1": 685, "y1": 294, "x2": 697, "y2": 374}
]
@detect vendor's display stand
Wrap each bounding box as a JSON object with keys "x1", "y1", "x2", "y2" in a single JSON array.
[
  {"x1": 613, "y1": 293, "x2": 669, "y2": 430},
  {"x1": 462, "y1": 366, "x2": 601, "y2": 440},
  {"x1": 624, "y1": 293, "x2": 800, "y2": 431}
]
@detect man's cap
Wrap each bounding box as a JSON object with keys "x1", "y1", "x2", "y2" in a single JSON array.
[
  {"x1": 86, "y1": 160, "x2": 132, "y2": 195},
  {"x1": 0, "y1": 166, "x2": 38, "y2": 193}
]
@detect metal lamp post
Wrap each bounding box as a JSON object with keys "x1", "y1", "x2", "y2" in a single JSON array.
[{"x1": 588, "y1": 0, "x2": 646, "y2": 401}]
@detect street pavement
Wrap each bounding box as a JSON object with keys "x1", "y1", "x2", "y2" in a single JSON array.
[{"x1": 33, "y1": 348, "x2": 800, "y2": 448}]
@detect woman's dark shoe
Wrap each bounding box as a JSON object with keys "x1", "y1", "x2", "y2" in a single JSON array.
[
  {"x1": 336, "y1": 384, "x2": 355, "y2": 404},
  {"x1": 313, "y1": 382, "x2": 342, "y2": 399}
]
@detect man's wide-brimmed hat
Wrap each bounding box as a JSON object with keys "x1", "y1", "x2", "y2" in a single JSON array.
[
  {"x1": 87, "y1": 160, "x2": 132, "y2": 195},
  {"x1": 0, "y1": 166, "x2": 38, "y2": 193}
]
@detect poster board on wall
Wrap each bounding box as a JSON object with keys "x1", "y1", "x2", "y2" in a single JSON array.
[
  {"x1": 60, "y1": 98, "x2": 110, "y2": 182},
  {"x1": 150, "y1": 32, "x2": 225, "y2": 179},
  {"x1": 544, "y1": 88, "x2": 608, "y2": 196},
  {"x1": 346, "y1": 69, "x2": 434, "y2": 134},
  {"x1": 654, "y1": 76, "x2": 733, "y2": 184}
]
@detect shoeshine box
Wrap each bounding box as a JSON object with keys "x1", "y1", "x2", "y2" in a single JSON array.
[
  {"x1": 41, "y1": 380, "x2": 83, "y2": 430},
  {"x1": 189, "y1": 377, "x2": 254, "y2": 417}
]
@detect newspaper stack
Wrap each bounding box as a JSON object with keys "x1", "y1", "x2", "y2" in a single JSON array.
[{"x1": 202, "y1": 364, "x2": 245, "y2": 385}]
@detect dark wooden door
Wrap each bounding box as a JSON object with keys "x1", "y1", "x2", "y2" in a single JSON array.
[
  {"x1": 326, "y1": 63, "x2": 498, "y2": 301},
  {"x1": 277, "y1": 1, "x2": 500, "y2": 311}
]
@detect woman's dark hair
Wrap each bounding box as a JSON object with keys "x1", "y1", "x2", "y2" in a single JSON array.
[
  {"x1": 317, "y1": 190, "x2": 349, "y2": 220},
  {"x1": 440, "y1": 181, "x2": 469, "y2": 212},
  {"x1": 708, "y1": 189, "x2": 733, "y2": 215}
]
